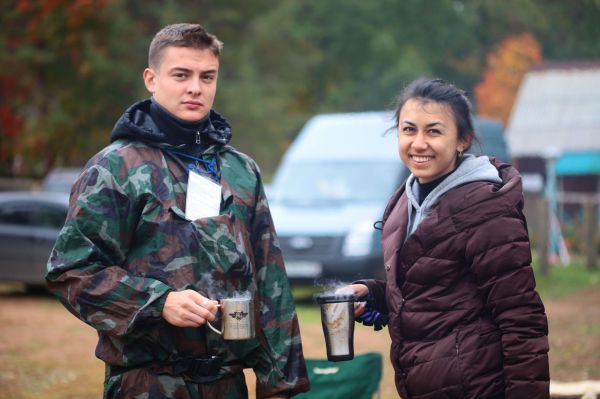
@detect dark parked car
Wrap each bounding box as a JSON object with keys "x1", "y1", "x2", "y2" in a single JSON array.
[{"x1": 0, "y1": 191, "x2": 69, "y2": 288}]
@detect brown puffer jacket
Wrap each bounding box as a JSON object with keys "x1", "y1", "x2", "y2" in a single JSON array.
[{"x1": 362, "y1": 159, "x2": 549, "y2": 398}]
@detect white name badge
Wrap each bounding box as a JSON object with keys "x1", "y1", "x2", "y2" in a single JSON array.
[{"x1": 185, "y1": 169, "x2": 221, "y2": 220}]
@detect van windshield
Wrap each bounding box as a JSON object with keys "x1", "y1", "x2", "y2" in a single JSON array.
[{"x1": 272, "y1": 161, "x2": 401, "y2": 205}]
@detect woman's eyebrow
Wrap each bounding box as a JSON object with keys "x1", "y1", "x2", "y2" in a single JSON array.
[{"x1": 401, "y1": 120, "x2": 445, "y2": 127}]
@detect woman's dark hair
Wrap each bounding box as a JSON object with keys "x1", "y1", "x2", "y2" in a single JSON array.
[{"x1": 393, "y1": 78, "x2": 476, "y2": 150}]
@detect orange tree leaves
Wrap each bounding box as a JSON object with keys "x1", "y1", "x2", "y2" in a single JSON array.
[{"x1": 474, "y1": 32, "x2": 542, "y2": 127}]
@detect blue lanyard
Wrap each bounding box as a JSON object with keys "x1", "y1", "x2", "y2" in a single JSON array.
[{"x1": 167, "y1": 150, "x2": 220, "y2": 182}]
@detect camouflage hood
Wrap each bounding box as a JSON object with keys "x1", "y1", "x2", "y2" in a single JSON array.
[{"x1": 110, "y1": 99, "x2": 232, "y2": 149}]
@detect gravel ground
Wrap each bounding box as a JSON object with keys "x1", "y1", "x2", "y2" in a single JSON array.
[{"x1": 0, "y1": 284, "x2": 597, "y2": 399}]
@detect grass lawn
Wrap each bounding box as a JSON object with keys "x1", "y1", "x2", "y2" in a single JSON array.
[{"x1": 533, "y1": 256, "x2": 600, "y2": 299}]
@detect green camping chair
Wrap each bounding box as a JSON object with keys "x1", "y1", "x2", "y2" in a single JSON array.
[{"x1": 297, "y1": 352, "x2": 383, "y2": 399}]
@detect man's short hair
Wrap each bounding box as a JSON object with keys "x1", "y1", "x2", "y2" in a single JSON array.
[{"x1": 148, "y1": 23, "x2": 223, "y2": 69}]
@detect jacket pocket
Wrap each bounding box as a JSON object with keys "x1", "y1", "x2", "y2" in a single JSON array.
[
  {"x1": 456, "y1": 322, "x2": 504, "y2": 397},
  {"x1": 196, "y1": 212, "x2": 252, "y2": 277},
  {"x1": 402, "y1": 333, "x2": 466, "y2": 398},
  {"x1": 167, "y1": 207, "x2": 253, "y2": 281}
]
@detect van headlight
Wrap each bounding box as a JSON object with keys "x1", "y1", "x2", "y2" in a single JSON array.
[{"x1": 342, "y1": 221, "x2": 374, "y2": 257}]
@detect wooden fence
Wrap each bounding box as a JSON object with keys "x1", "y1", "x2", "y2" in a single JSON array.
[{"x1": 524, "y1": 192, "x2": 599, "y2": 275}]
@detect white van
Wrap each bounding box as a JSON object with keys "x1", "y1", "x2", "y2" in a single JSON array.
[
  {"x1": 269, "y1": 112, "x2": 404, "y2": 283},
  {"x1": 269, "y1": 112, "x2": 509, "y2": 284}
]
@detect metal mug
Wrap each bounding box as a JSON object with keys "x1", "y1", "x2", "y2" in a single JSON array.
[
  {"x1": 315, "y1": 293, "x2": 356, "y2": 361},
  {"x1": 206, "y1": 297, "x2": 255, "y2": 340}
]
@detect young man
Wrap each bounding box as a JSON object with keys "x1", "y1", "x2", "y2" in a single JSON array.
[{"x1": 47, "y1": 23, "x2": 309, "y2": 399}]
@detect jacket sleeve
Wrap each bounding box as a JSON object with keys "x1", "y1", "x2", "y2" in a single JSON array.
[
  {"x1": 244, "y1": 171, "x2": 310, "y2": 398},
  {"x1": 465, "y1": 207, "x2": 549, "y2": 399},
  {"x1": 354, "y1": 278, "x2": 388, "y2": 314},
  {"x1": 46, "y1": 163, "x2": 172, "y2": 339}
]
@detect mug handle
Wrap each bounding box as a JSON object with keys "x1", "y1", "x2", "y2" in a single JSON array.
[
  {"x1": 206, "y1": 303, "x2": 222, "y2": 335},
  {"x1": 206, "y1": 320, "x2": 222, "y2": 335}
]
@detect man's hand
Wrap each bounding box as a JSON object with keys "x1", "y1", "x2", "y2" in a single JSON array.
[{"x1": 162, "y1": 290, "x2": 219, "y2": 327}]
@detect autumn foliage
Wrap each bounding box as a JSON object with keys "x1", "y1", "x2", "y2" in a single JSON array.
[
  {"x1": 0, "y1": 0, "x2": 112, "y2": 176},
  {"x1": 1, "y1": 2, "x2": 597, "y2": 178},
  {"x1": 474, "y1": 33, "x2": 542, "y2": 127}
]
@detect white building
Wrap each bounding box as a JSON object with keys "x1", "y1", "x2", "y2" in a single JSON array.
[{"x1": 505, "y1": 61, "x2": 600, "y2": 194}]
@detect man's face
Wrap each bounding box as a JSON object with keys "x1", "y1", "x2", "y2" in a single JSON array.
[{"x1": 143, "y1": 46, "x2": 219, "y2": 122}]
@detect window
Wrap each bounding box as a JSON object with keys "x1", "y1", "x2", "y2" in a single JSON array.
[
  {"x1": 0, "y1": 201, "x2": 66, "y2": 228},
  {"x1": 0, "y1": 204, "x2": 33, "y2": 226},
  {"x1": 37, "y1": 206, "x2": 67, "y2": 228}
]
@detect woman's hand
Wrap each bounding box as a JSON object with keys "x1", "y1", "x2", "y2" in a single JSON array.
[{"x1": 336, "y1": 284, "x2": 369, "y2": 317}]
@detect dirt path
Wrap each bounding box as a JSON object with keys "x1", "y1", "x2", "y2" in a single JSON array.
[
  {"x1": 544, "y1": 286, "x2": 600, "y2": 381},
  {"x1": 0, "y1": 286, "x2": 597, "y2": 398}
]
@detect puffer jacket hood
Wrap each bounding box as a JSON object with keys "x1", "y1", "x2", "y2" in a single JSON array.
[{"x1": 110, "y1": 99, "x2": 232, "y2": 148}]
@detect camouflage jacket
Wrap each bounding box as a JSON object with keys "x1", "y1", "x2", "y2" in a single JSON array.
[{"x1": 47, "y1": 100, "x2": 309, "y2": 398}]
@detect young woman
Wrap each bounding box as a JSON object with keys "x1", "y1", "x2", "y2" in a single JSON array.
[{"x1": 343, "y1": 79, "x2": 549, "y2": 398}]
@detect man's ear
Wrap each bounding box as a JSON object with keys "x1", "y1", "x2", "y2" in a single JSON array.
[{"x1": 143, "y1": 68, "x2": 156, "y2": 94}]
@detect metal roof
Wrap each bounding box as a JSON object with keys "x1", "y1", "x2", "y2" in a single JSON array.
[{"x1": 505, "y1": 62, "x2": 600, "y2": 157}]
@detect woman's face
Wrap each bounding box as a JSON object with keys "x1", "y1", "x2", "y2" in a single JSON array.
[{"x1": 398, "y1": 99, "x2": 469, "y2": 184}]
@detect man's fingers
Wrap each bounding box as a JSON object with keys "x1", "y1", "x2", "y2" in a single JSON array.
[
  {"x1": 170, "y1": 309, "x2": 208, "y2": 328},
  {"x1": 182, "y1": 300, "x2": 216, "y2": 323},
  {"x1": 181, "y1": 312, "x2": 207, "y2": 327},
  {"x1": 162, "y1": 290, "x2": 219, "y2": 327},
  {"x1": 200, "y1": 300, "x2": 220, "y2": 318},
  {"x1": 187, "y1": 291, "x2": 220, "y2": 317}
]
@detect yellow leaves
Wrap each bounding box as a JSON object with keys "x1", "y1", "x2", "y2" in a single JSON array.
[{"x1": 474, "y1": 32, "x2": 542, "y2": 126}]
